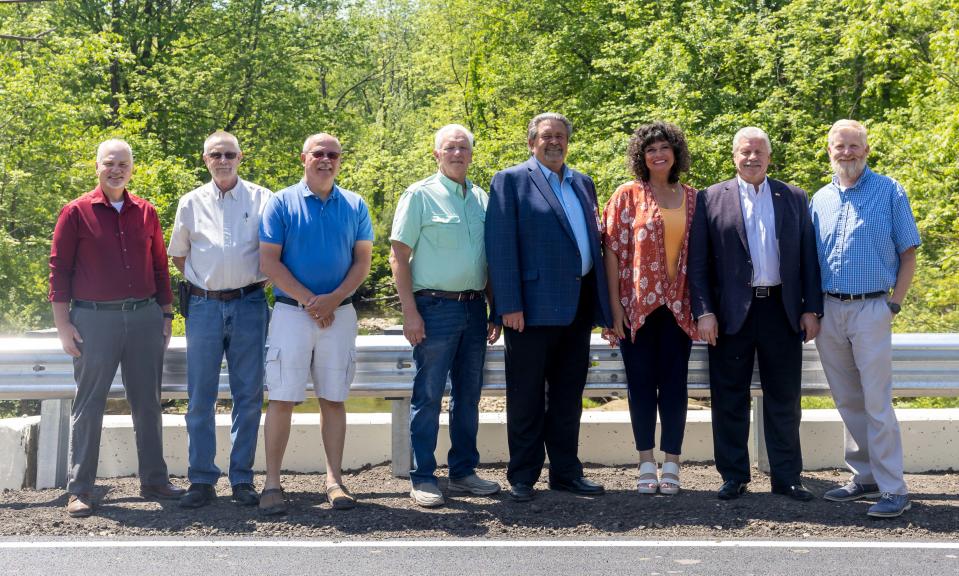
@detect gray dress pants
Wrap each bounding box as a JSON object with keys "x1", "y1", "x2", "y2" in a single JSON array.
[{"x1": 67, "y1": 302, "x2": 169, "y2": 494}]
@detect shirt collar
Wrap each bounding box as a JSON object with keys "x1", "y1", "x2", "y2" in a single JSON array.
[
  {"x1": 437, "y1": 171, "x2": 471, "y2": 196},
  {"x1": 736, "y1": 176, "x2": 769, "y2": 196},
  {"x1": 92, "y1": 185, "x2": 132, "y2": 207},
  {"x1": 300, "y1": 179, "x2": 341, "y2": 201},
  {"x1": 211, "y1": 178, "x2": 244, "y2": 199},
  {"x1": 831, "y1": 165, "x2": 873, "y2": 190},
  {"x1": 534, "y1": 157, "x2": 571, "y2": 183}
]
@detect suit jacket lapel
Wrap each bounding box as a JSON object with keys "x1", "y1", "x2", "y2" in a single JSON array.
[
  {"x1": 769, "y1": 178, "x2": 785, "y2": 240},
  {"x1": 726, "y1": 179, "x2": 749, "y2": 253},
  {"x1": 526, "y1": 159, "x2": 576, "y2": 243}
]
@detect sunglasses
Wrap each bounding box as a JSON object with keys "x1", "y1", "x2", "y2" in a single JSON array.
[
  {"x1": 308, "y1": 150, "x2": 341, "y2": 160},
  {"x1": 206, "y1": 152, "x2": 238, "y2": 160}
]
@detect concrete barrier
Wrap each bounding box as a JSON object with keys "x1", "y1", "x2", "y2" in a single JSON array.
[{"x1": 3, "y1": 409, "x2": 955, "y2": 489}]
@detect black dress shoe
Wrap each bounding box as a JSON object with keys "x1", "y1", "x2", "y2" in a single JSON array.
[
  {"x1": 509, "y1": 483, "x2": 535, "y2": 502},
  {"x1": 140, "y1": 481, "x2": 188, "y2": 500},
  {"x1": 549, "y1": 476, "x2": 605, "y2": 496},
  {"x1": 717, "y1": 480, "x2": 748, "y2": 500},
  {"x1": 232, "y1": 483, "x2": 260, "y2": 506},
  {"x1": 772, "y1": 483, "x2": 815, "y2": 502},
  {"x1": 179, "y1": 483, "x2": 216, "y2": 508}
]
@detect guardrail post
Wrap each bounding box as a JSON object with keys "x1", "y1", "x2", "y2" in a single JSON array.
[
  {"x1": 36, "y1": 398, "x2": 71, "y2": 489},
  {"x1": 753, "y1": 396, "x2": 770, "y2": 473},
  {"x1": 390, "y1": 397, "x2": 411, "y2": 478}
]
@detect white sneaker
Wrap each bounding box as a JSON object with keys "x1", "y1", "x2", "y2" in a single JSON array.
[
  {"x1": 410, "y1": 482, "x2": 445, "y2": 508},
  {"x1": 448, "y1": 473, "x2": 502, "y2": 496}
]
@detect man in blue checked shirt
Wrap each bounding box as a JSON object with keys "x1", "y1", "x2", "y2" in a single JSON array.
[{"x1": 810, "y1": 119, "x2": 921, "y2": 519}]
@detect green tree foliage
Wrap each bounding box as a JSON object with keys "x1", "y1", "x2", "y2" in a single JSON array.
[{"x1": 0, "y1": 0, "x2": 956, "y2": 332}]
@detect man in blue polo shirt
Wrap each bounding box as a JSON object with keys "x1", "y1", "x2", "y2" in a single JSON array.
[
  {"x1": 258, "y1": 133, "x2": 373, "y2": 515},
  {"x1": 810, "y1": 119, "x2": 921, "y2": 519}
]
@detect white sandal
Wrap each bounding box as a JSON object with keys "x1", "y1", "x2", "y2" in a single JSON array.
[
  {"x1": 637, "y1": 461, "x2": 659, "y2": 494},
  {"x1": 659, "y1": 461, "x2": 681, "y2": 495}
]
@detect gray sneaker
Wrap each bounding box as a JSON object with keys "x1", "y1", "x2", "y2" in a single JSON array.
[
  {"x1": 823, "y1": 480, "x2": 882, "y2": 502},
  {"x1": 867, "y1": 493, "x2": 911, "y2": 518},
  {"x1": 448, "y1": 473, "x2": 502, "y2": 496},
  {"x1": 410, "y1": 482, "x2": 445, "y2": 508}
]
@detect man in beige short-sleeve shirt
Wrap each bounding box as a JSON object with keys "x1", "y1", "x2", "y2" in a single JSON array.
[{"x1": 167, "y1": 131, "x2": 272, "y2": 509}]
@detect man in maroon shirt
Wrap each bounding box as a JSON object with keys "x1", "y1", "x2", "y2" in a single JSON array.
[{"x1": 49, "y1": 139, "x2": 185, "y2": 518}]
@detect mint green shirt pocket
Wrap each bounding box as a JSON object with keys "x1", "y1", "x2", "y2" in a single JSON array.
[{"x1": 423, "y1": 212, "x2": 461, "y2": 250}]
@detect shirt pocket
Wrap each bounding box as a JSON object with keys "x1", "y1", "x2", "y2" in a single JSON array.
[
  {"x1": 423, "y1": 212, "x2": 461, "y2": 249},
  {"x1": 467, "y1": 202, "x2": 486, "y2": 244}
]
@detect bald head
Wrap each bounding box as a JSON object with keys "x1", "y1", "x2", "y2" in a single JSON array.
[{"x1": 302, "y1": 133, "x2": 340, "y2": 153}]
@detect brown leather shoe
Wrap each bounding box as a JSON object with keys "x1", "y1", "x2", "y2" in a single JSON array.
[
  {"x1": 140, "y1": 482, "x2": 187, "y2": 500},
  {"x1": 66, "y1": 494, "x2": 93, "y2": 518}
]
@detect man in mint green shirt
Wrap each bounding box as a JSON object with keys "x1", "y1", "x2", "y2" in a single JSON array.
[{"x1": 390, "y1": 124, "x2": 501, "y2": 508}]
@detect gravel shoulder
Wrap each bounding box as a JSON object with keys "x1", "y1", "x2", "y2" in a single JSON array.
[{"x1": 2, "y1": 464, "x2": 957, "y2": 540}]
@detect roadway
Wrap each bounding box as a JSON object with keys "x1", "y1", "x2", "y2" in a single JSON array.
[{"x1": 1, "y1": 539, "x2": 958, "y2": 575}]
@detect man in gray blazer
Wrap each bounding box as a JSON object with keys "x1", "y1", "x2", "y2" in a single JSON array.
[{"x1": 688, "y1": 127, "x2": 823, "y2": 501}]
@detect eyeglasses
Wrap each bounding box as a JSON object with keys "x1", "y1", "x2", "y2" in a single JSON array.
[
  {"x1": 308, "y1": 150, "x2": 341, "y2": 160},
  {"x1": 206, "y1": 152, "x2": 238, "y2": 160}
]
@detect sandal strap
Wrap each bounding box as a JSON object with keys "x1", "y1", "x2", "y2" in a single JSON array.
[
  {"x1": 661, "y1": 461, "x2": 680, "y2": 476},
  {"x1": 659, "y1": 477, "x2": 681, "y2": 487},
  {"x1": 638, "y1": 461, "x2": 659, "y2": 476}
]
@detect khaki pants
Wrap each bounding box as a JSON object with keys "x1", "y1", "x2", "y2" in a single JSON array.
[{"x1": 816, "y1": 296, "x2": 907, "y2": 495}]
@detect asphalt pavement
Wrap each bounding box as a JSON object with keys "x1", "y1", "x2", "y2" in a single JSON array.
[{"x1": 1, "y1": 539, "x2": 958, "y2": 575}]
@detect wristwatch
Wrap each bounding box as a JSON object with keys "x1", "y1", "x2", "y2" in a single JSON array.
[
  {"x1": 162, "y1": 312, "x2": 175, "y2": 319},
  {"x1": 887, "y1": 301, "x2": 901, "y2": 315}
]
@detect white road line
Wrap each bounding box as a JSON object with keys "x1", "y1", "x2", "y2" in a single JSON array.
[{"x1": 1, "y1": 540, "x2": 958, "y2": 550}]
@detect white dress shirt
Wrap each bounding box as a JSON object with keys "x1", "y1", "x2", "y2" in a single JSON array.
[
  {"x1": 737, "y1": 176, "x2": 781, "y2": 287},
  {"x1": 168, "y1": 178, "x2": 273, "y2": 291}
]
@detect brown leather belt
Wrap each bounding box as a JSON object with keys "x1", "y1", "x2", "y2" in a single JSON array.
[
  {"x1": 414, "y1": 289, "x2": 485, "y2": 302},
  {"x1": 190, "y1": 281, "x2": 265, "y2": 301}
]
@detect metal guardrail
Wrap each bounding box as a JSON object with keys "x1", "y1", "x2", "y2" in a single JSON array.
[
  {"x1": 3, "y1": 333, "x2": 959, "y2": 487},
  {"x1": 4, "y1": 334, "x2": 959, "y2": 399}
]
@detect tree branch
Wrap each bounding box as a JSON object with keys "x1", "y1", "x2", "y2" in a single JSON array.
[{"x1": 0, "y1": 29, "x2": 54, "y2": 42}]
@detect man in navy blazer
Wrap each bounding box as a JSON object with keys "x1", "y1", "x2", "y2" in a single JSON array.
[
  {"x1": 688, "y1": 127, "x2": 823, "y2": 502},
  {"x1": 486, "y1": 112, "x2": 612, "y2": 502}
]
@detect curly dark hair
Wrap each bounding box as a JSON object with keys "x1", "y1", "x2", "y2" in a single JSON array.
[{"x1": 625, "y1": 121, "x2": 691, "y2": 184}]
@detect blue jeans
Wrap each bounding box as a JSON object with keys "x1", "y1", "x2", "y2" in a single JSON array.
[
  {"x1": 409, "y1": 295, "x2": 487, "y2": 485},
  {"x1": 185, "y1": 289, "x2": 268, "y2": 485}
]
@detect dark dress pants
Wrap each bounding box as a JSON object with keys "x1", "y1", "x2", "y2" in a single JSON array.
[
  {"x1": 504, "y1": 273, "x2": 596, "y2": 486},
  {"x1": 708, "y1": 292, "x2": 804, "y2": 488},
  {"x1": 67, "y1": 302, "x2": 169, "y2": 494},
  {"x1": 620, "y1": 305, "x2": 692, "y2": 455}
]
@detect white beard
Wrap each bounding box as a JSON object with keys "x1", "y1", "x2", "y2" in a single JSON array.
[{"x1": 831, "y1": 158, "x2": 866, "y2": 182}]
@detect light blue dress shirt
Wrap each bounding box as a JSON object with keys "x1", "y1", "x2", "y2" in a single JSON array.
[
  {"x1": 535, "y1": 158, "x2": 593, "y2": 276},
  {"x1": 737, "y1": 176, "x2": 781, "y2": 286},
  {"x1": 810, "y1": 166, "x2": 921, "y2": 294}
]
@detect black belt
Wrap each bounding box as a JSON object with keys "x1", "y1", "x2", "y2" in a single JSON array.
[
  {"x1": 275, "y1": 295, "x2": 353, "y2": 308},
  {"x1": 751, "y1": 285, "x2": 781, "y2": 299},
  {"x1": 827, "y1": 291, "x2": 887, "y2": 301},
  {"x1": 190, "y1": 281, "x2": 265, "y2": 301},
  {"x1": 414, "y1": 289, "x2": 485, "y2": 302},
  {"x1": 73, "y1": 298, "x2": 154, "y2": 311}
]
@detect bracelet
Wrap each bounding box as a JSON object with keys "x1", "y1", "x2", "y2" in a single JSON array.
[{"x1": 162, "y1": 312, "x2": 175, "y2": 319}]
